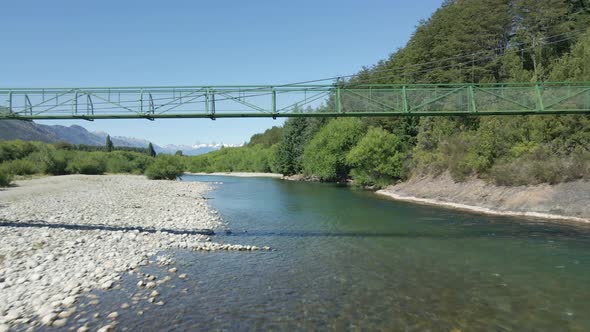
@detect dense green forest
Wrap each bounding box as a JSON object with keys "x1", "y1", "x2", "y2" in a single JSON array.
[{"x1": 188, "y1": 0, "x2": 590, "y2": 188}]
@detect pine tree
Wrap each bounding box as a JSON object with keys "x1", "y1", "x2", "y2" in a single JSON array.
[
  {"x1": 105, "y1": 135, "x2": 114, "y2": 152},
  {"x1": 148, "y1": 143, "x2": 156, "y2": 157}
]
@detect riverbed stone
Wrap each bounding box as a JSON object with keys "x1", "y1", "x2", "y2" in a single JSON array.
[
  {"x1": 52, "y1": 318, "x2": 68, "y2": 327},
  {"x1": 40, "y1": 313, "x2": 57, "y2": 326},
  {"x1": 97, "y1": 325, "x2": 113, "y2": 332}
]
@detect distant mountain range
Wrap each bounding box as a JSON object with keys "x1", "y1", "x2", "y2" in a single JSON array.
[{"x1": 0, "y1": 120, "x2": 239, "y2": 155}]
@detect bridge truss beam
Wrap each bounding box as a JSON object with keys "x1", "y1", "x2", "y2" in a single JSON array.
[{"x1": 1, "y1": 83, "x2": 589, "y2": 120}]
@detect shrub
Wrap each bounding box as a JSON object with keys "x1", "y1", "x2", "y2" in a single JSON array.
[
  {"x1": 302, "y1": 118, "x2": 367, "y2": 181},
  {"x1": 67, "y1": 152, "x2": 107, "y2": 175},
  {"x1": 0, "y1": 140, "x2": 39, "y2": 163},
  {"x1": 0, "y1": 169, "x2": 12, "y2": 187},
  {"x1": 145, "y1": 155, "x2": 184, "y2": 180},
  {"x1": 30, "y1": 148, "x2": 71, "y2": 175},
  {"x1": 489, "y1": 147, "x2": 590, "y2": 186},
  {"x1": 0, "y1": 159, "x2": 40, "y2": 176},
  {"x1": 346, "y1": 128, "x2": 404, "y2": 188}
]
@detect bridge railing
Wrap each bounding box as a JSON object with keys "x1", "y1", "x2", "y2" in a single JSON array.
[{"x1": 1, "y1": 83, "x2": 589, "y2": 119}]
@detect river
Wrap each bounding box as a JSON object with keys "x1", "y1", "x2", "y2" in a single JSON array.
[{"x1": 81, "y1": 175, "x2": 590, "y2": 331}]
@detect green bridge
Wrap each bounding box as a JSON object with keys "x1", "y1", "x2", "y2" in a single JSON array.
[{"x1": 1, "y1": 82, "x2": 589, "y2": 120}]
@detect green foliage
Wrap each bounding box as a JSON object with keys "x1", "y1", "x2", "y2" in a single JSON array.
[
  {"x1": 148, "y1": 143, "x2": 157, "y2": 157},
  {"x1": 35, "y1": 147, "x2": 72, "y2": 175},
  {"x1": 105, "y1": 135, "x2": 114, "y2": 152},
  {"x1": 145, "y1": 155, "x2": 184, "y2": 180},
  {"x1": 105, "y1": 151, "x2": 153, "y2": 174},
  {"x1": 0, "y1": 159, "x2": 40, "y2": 176},
  {"x1": 248, "y1": 126, "x2": 283, "y2": 147},
  {"x1": 302, "y1": 118, "x2": 367, "y2": 181},
  {"x1": 0, "y1": 140, "x2": 40, "y2": 163},
  {"x1": 187, "y1": 145, "x2": 273, "y2": 173},
  {"x1": 0, "y1": 140, "x2": 156, "y2": 180},
  {"x1": 346, "y1": 128, "x2": 405, "y2": 187},
  {"x1": 273, "y1": 118, "x2": 308, "y2": 175},
  {"x1": 66, "y1": 152, "x2": 107, "y2": 175},
  {"x1": 490, "y1": 147, "x2": 590, "y2": 185},
  {"x1": 0, "y1": 168, "x2": 12, "y2": 187}
]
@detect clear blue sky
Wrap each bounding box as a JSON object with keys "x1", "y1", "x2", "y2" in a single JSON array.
[{"x1": 1, "y1": 0, "x2": 443, "y2": 146}]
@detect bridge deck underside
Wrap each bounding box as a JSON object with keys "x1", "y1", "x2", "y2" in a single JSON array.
[{"x1": 1, "y1": 83, "x2": 589, "y2": 120}]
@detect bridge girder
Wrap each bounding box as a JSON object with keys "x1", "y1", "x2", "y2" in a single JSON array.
[{"x1": 1, "y1": 83, "x2": 590, "y2": 120}]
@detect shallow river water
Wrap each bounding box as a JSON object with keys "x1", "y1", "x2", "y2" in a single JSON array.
[{"x1": 52, "y1": 175, "x2": 590, "y2": 331}]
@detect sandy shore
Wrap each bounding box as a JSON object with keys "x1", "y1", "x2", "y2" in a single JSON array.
[
  {"x1": 184, "y1": 172, "x2": 283, "y2": 178},
  {"x1": 0, "y1": 175, "x2": 264, "y2": 331},
  {"x1": 377, "y1": 174, "x2": 590, "y2": 223}
]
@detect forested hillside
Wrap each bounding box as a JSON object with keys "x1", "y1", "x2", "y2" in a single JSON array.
[{"x1": 190, "y1": 0, "x2": 590, "y2": 187}]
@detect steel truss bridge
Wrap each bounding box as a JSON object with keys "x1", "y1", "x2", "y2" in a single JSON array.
[{"x1": 1, "y1": 82, "x2": 589, "y2": 120}]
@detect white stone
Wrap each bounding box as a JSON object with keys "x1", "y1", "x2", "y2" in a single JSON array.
[
  {"x1": 62, "y1": 296, "x2": 77, "y2": 307},
  {"x1": 101, "y1": 280, "x2": 114, "y2": 290},
  {"x1": 97, "y1": 325, "x2": 113, "y2": 332},
  {"x1": 77, "y1": 324, "x2": 89, "y2": 332},
  {"x1": 40, "y1": 312, "x2": 57, "y2": 326},
  {"x1": 52, "y1": 318, "x2": 68, "y2": 327}
]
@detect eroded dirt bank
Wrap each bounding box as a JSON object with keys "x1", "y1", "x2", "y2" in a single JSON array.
[{"x1": 377, "y1": 173, "x2": 590, "y2": 223}]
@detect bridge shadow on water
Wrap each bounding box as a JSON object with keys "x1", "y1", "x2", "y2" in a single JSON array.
[
  {"x1": 221, "y1": 225, "x2": 590, "y2": 241},
  {"x1": 0, "y1": 219, "x2": 215, "y2": 236},
  {"x1": 1, "y1": 220, "x2": 589, "y2": 241}
]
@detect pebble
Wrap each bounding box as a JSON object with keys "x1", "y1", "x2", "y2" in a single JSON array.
[
  {"x1": 77, "y1": 325, "x2": 89, "y2": 332},
  {"x1": 97, "y1": 325, "x2": 113, "y2": 332},
  {"x1": 168, "y1": 267, "x2": 177, "y2": 273},
  {"x1": 179, "y1": 274, "x2": 188, "y2": 279},
  {"x1": 150, "y1": 290, "x2": 160, "y2": 297},
  {"x1": 101, "y1": 280, "x2": 114, "y2": 290},
  {"x1": 107, "y1": 312, "x2": 118, "y2": 320},
  {"x1": 58, "y1": 308, "x2": 76, "y2": 319},
  {"x1": 62, "y1": 295, "x2": 78, "y2": 307},
  {"x1": 145, "y1": 281, "x2": 157, "y2": 289},
  {"x1": 40, "y1": 313, "x2": 57, "y2": 326},
  {"x1": 120, "y1": 303, "x2": 130, "y2": 309},
  {"x1": 52, "y1": 318, "x2": 68, "y2": 327}
]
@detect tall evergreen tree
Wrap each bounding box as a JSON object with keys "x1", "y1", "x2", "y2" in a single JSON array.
[
  {"x1": 105, "y1": 135, "x2": 114, "y2": 152},
  {"x1": 148, "y1": 142, "x2": 156, "y2": 157}
]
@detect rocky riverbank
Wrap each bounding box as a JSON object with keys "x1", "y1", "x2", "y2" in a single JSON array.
[
  {"x1": 377, "y1": 173, "x2": 590, "y2": 223},
  {"x1": 0, "y1": 175, "x2": 263, "y2": 331}
]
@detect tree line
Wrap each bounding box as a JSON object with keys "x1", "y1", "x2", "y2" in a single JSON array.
[{"x1": 0, "y1": 139, "x2": 182, "y2": 186}]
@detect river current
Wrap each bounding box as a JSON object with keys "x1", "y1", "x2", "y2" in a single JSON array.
[{"x1": 63, "y1": 175, "x2": 590, "y2": 331}]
